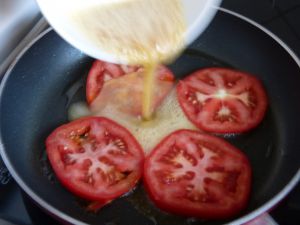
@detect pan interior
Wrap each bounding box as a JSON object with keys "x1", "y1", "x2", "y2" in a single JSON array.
[{"x1": 0, "y1": 10, "x2": 300, "y2": 225}]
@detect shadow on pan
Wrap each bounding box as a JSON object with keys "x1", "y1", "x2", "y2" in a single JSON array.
[{"x1": 0, "y1": 9, "x2": 299, "y2": 225}]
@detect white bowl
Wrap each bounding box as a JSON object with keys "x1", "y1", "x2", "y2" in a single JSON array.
[{"x1": 37, "y1": 0, "x2": 222, "y2": 64}]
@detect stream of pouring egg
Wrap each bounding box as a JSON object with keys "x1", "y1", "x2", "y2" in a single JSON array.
[
  {"x1": 69, "y1": 0, "x2": 186, "y2": 120},
  {"x1": 142, "y1": 63, "x2": 156, "y2": 120}
]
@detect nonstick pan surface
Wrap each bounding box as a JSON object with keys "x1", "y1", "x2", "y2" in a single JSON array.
[{"x1": 0, "y1": 8, "x2": 299, "y2": 225}]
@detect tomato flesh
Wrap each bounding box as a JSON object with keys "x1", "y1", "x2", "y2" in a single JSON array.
[
  {"x1": 177, "y1": 68, "x2": 268, "y2": 133},
  {"x1": 144, "y1": 130, "x2": 251, "y2": 219},
  {"x1": 46, "y1": 117, "x2": 144, "y2": 201}
]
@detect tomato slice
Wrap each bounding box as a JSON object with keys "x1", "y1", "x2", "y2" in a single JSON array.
[
  {"x1": 90, "y1": 65, "x2": 175, "y2": 117},
  {"x1": 177, "y1": 68, "x2": 268, "y2": 133},
  {"x1": 144, "y1": 130, "x2": 251, "y2": 219},
  {"x1": 46, "y1": 117, "x2": 144, "y2": 201},
  {"x1": 86, "y1": 60, "x2": 140, "y2": 104},
  {"x1": 86, "y1": 60, "x2": 174, "y2": 104}
]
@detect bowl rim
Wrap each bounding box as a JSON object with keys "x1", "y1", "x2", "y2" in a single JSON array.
[{"x1": 36, "y1": 0, "x2": 222, "y2": 64}]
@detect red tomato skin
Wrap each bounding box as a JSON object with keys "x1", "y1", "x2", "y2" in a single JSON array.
[
  {"x1": 86, "y1": 60, "x2": 104, "y2": 104},
  {"x1": 46, "y1": 116, "x2": 144, "y2": 201},
  {"x1": 157, "y1": 66, "x2": 174, "y2": 82},
  {"x1": 177, "y1": 68, "x2": 268, "y2": 134},
  {"x1": 86, "y1": 60, "x2": 132, "y2": 104},
  {"x1": 144, "y1": 129, "x2": 252, "y2": 220}
]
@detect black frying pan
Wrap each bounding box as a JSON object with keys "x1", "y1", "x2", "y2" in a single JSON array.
[{"x1": 0, "y1": 8, "x2": 299, "y2": 225}]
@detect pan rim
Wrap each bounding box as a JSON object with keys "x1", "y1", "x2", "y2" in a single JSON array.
[{"x1": 0, "y1": 7, "x2": 299, "y2": 225}]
